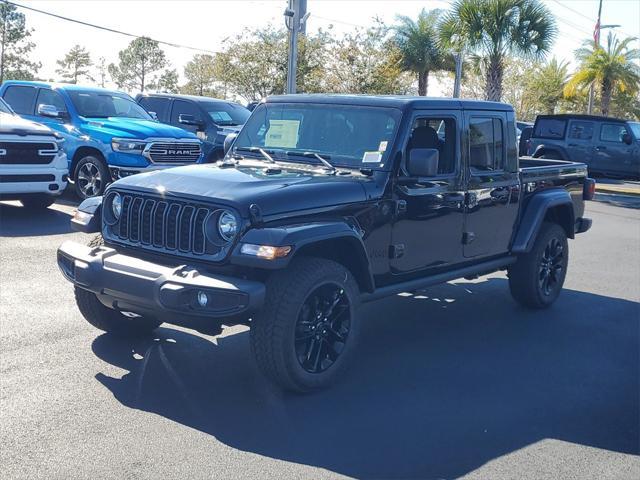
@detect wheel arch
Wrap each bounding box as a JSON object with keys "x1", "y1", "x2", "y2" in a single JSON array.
[
  {"x1": 511, "y1": 188, "x2": 575, "y2": 253},
  {"x1": 71, "y1": 147, "x2": 108, "y2": 180},
  {"x1": 532, "y1": 145, "x2": 568, "y2": 160},
  {"x1": 232, "y1": 222, "x2": 375, "y2": 293}
]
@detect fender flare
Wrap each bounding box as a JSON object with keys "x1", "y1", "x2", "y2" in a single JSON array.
[
  {"x1": 532, "y1": 145, "x2": 567, "y2": 160},
  {"x1": 231, "y1": 221, "x2": 374, "y2": 291},
  {"x1": 511, "y1": 189, "x2": 575, "y2": 253},
  {"x1": 70, "y1": 195, "x2": 103, "y2": 233}
]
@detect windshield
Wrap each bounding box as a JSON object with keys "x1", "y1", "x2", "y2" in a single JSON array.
[
  {"x1": 200, "y1": 101, "x2": 250, "y2": 126},
  {"x1": 69, "y1": 91, "x2": 151, "y2": 119},
  {"x1": 628, "y1": 122, "x2": 640, "y2": 140},
  {"x1": 233, "y1": 103, "x2": 401, "y2": 168},
  {"x1": 0, "y1": 98, "x2": 13, "y2": 114}
]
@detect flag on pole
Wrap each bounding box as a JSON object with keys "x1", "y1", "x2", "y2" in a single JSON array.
[{"x1": 593, "y1": 18, "x2": 600, "y2": 45}]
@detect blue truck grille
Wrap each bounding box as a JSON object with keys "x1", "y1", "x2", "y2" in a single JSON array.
[{"x1": 146, "y1": 141, "x2": 201, "y2": 163}]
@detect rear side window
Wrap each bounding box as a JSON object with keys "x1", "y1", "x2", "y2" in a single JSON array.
[
  {"x1": 36, "y1": 89, "x2": 67, "y2": 114},
  {"x1": 3, "y1": 86, "x2": 37, "y2": 115},
  {"x1": 139, "y1": 96, "x2": 171, "y2": 122},
  {"x1": 533, "y1": 118, "x2": 567, "y2": 139},
  {"x1": 170, "y1": 100, "x2": 203, "y2": 125},
  {"x1": 568, "y1": 121, "x2": 594, "y2": 140},
  {"x1": 469, "y1": 117, "x2": 504, "y2": 172},
  {"x1": 600, "y1": 124, "x2": 627, "y2": 143}
]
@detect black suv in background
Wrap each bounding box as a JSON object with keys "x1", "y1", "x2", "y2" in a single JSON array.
[
  {"x1": 529, "y1": 114, "x2": 640, "y2": 178},
  {"x1": 136, "y1": 93, "x2": 251, "y2": 162}
]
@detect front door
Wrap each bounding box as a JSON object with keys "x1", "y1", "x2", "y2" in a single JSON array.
[
  {"x1": 463, "y1": 112, "x2": 520, "y2": 258},
  {"x1": 390, "y1": 111, "x2": 465, "y2": 275}
]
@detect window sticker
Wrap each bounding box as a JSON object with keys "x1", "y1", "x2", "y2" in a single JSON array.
[
  {"x1": 362, "y1": 151, "x2": 382, "y2": 163},
  {"x1": 210, "y1": 111, "x2": 233, "y2": 123},
  {"x1": 265, "y1": 119, "x2": 300, "y2": 148},
  {"x1": 378, "y1": 141, "x2": 388, "y2": 152}
]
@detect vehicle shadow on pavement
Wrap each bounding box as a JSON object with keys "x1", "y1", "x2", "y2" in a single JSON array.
[
  {"x1": 0, "y1": 202, "x2": 74, "y2": 237},
  {"x1": 91, "y1": 278, "x2": 639, "y2": 479}
]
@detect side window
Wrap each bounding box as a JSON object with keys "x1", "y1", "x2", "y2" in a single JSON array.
[
  {"x1": 170, "y1": 100, "x2": 202, "y2": 126},
  {"x1": 406, "y1": 117, "x2": 456, "y2": 175},
  {"x1": 36, "y1": 89, "x2": 67, "y2": 115},
  {"x1": 3, "y1": 86, "x2": 37, "y2": 115},
  {"x1": 600, "y1": 124, "x2": 627, "y2": 143},
  {"x1": 568, "y1": 121, "x2": 594, "y2": 140},
  {"x1": 139, "y1": 97, "x2": 170, "y2": 122},
  {"x1": 469, "y1": 117, "x2": 504, "y2": 172},
  {"x1": 533, "y1": 118, "x2": 566, "y2": 139}
]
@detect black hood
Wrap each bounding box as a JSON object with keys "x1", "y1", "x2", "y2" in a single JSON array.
[{"x1": 110, "y1": 163, "x2": 371, "y2": 217}]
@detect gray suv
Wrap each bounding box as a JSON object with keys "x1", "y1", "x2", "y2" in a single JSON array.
[{"x1": 529, "y1": 114, "x2": 640, "y2": 179}]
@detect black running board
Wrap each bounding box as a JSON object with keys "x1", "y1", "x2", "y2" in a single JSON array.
[{"x1": 361, "y1": 256, "x2": 516, "y2": 303}]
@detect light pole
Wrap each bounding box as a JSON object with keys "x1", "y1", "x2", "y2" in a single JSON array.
[
  {"x1": 284, "y1": 0, "x2": 309, "y2": 94},
  {"x1": 587, "y1": 0, "x2": 620, "y2": 114},
  {"x1": 450, "y1": 34, "x2": 464, "y2": 99}
]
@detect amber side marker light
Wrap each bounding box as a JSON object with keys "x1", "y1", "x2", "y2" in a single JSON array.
[{"x1": 240, "y1": 244, "x2": 292, "y2": 260}]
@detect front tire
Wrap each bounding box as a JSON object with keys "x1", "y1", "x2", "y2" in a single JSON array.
[
  {"x1": 508, "y1": 222, "x2": 569, "y2": 309},
  {"x1": 251, "y1": 257, "x2": 360, "y2": 392},
  {"x1": 75, "y1": 155, "x2": 110, "y2": 199},
  {"x1": 74, "y1": 234, "x2": 162, "y2": 337}
]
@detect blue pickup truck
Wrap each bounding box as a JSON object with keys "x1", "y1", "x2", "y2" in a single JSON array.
[{"x1": 0, "y1": 81, "x2": 203, "y2": 199}]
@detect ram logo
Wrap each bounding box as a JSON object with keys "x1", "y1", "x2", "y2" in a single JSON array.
[{"x1": 166, "y1": 149, "x2": 191, "y2": 155}]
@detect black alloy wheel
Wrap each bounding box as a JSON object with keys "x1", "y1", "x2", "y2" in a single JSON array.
[
  {"x1": 539, "y1": 237, "x2": 565, "y2": 297},
  {"x1": 294, "y1": 283, "x2": 351, "y2": 374}
]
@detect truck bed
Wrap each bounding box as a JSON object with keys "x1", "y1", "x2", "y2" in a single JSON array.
[{"x1": 519, "y1": 156, "x2": 588, "y2": 183}]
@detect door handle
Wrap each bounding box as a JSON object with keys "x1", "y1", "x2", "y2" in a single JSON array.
[{"x1": 595, "y1": 146, "x2": 607, "y2": 151}]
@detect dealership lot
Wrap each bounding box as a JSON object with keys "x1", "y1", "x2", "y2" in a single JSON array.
[{"x1": 0, "y1": 198, "x2": 638, "y2": 480}]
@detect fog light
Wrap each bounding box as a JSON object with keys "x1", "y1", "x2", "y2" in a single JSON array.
[{"x1": 197, "y1": 291, "x2": 208, "y2": 307}]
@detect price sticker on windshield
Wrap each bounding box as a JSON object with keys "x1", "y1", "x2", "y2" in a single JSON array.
[
  {"x1": 362, "y1": 151, "x2": 382, "y2": 163},
  {"x1": 265, "y1": 120, "x2": 300, "y2": 148}
]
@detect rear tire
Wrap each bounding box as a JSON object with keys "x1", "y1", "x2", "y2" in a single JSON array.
[
  {"x1": 20, "y1": 195, "x2": 55, "y2": 209},
  {"x1": 508, "y1": 222, "x2": 569, "y2": 309},
  {"x1": 74, "y1": 234, "x2": 162, "y2": 337},
  {"x1": 250, "y1": 257, "x2": 360, "y2": 392}
]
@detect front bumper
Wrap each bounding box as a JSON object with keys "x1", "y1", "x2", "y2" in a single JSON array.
[
  {"x1": 57, "y1": 241, "x2": 265, "y2": 323},
  {"x1": 109, "y1": 163, "x2": 190, "y2": 180},
  {"x1": 0, "y1": 165, "x2": 68, "y2": 196}
]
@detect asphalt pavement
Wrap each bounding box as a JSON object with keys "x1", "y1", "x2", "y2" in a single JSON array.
[{"x1": 0, "y1": 198, "x2": 638, "y2": 480}]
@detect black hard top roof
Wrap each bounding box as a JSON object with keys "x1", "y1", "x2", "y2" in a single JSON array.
[
  {"x1": 265, "y1": 94, "x2": 513, "y2": 111},
  {"x1": 535, "y1": 113, "x2": 627, "y2": 123},
  {"x1": 137, "y1": 92, "x2": 238, "y2": 105}
]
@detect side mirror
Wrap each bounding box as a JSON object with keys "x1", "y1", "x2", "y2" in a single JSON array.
[
  {"x1": 223, "y1": 133, "x2": 238, "y2": 156},
  {"x1": 622, "y1": 132, "x2": 633, "y2": 145},
  {"x1": 179, "y1": 114, "x2": 203, "y2": 127},
  {"x1": 148, "y1": 111, "x2": 158, "y2": 121},
  {"x1": 38, "y1": 104, "x2": 64, "y2": 118},
  {"x1": 407, "y1": 148, "x2": 439, "y2": 177}
]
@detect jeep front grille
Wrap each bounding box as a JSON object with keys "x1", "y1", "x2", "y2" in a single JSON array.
[
  {"x1": 145, "y1": 141, "x2": 201, "y2": 163},
  {"x1": 104, "y1": 192, "x2": 233, "y2": 260},
  {"x1": 0, "y1": 141, "x2": 57, "y2": 165}
]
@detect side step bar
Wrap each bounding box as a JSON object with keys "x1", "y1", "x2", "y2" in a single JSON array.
[{"x1": 361, "y1": 256, "x2": 516, "y2": 303}]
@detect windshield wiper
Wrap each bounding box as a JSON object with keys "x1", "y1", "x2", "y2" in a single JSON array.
[
  {"x1": 286, "y1": 151, "x2": 336, "y2": 174},
  {"x1": 234, "y1": 146, "x2": 276, "y2": 163}
]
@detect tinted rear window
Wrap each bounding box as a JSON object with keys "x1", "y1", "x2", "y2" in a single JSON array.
[
  {"x1": 139, "y1": 96, "x2": 171, "y2": 122},
  {"x1": 3, "y1": 86, "x2": 37, "y2": 115},
  {"x1": 533, "y1": 118, "x2": 567, "y2": 139}
]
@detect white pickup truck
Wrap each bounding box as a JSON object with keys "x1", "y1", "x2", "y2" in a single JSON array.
[{"x1": 0, "y1": 98, "x2": 68, "y2": 209}]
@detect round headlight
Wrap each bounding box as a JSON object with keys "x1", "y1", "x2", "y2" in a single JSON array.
[
  {"x1": 218, "y1": 210, "x2": 238, "y2": 241},
  {"x1": 112, "y1": 193, "x2": 122, "y2": 220}
]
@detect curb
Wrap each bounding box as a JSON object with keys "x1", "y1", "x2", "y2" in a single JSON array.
[{"x1": 596, "y1": 185, "x2": 640, "y2": 197}]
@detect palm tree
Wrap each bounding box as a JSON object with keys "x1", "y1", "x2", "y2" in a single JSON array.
[
  {"x1": 528, "y1": 57, "x2": 570, "y2": 114},
  {"x1": 393, "y1": 9, "x2": 451, "y2": 96},
  {"x1": 565, "y1": 33, "x2": 640, "y2": 117},
  {"x1": 440, "y1": 0, "x2": 556, "y2": 102}
]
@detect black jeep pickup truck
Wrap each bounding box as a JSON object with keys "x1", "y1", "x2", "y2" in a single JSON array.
[{"x1": 57, "y1": 95, "x2": 594, "y2": 392}]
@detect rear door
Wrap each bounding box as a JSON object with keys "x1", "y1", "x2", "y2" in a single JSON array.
[
  {"x1": 2, "y1": 85, "x2": 37, "y2": 118},
  {"x1": 463, "y1": 111, "x2": 520, "y2": 258},
  {"x1": 565, "y1": 119, "x2": 595, "y2": 165},
  {"x1": 594, "y1": 122, "x2": 636, "y2": 176}
]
